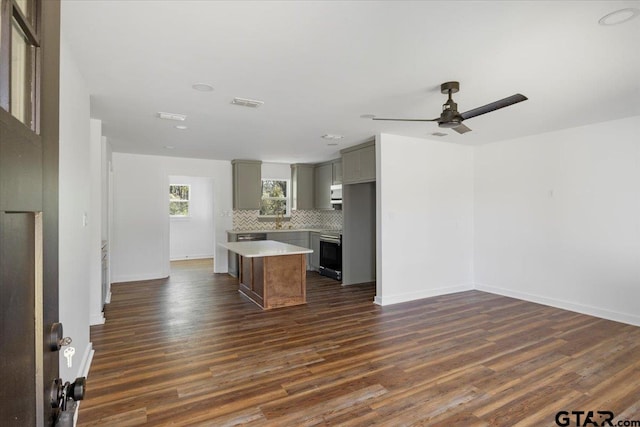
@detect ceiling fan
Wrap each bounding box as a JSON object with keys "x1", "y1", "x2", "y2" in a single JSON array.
[{"x1": 372, "y1": 81, "x2": 527, "y2": 134}]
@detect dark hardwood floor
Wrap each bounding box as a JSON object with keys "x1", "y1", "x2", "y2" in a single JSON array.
[{"x1": 78, "y1": 259, "x2": 640, "y2": 426}]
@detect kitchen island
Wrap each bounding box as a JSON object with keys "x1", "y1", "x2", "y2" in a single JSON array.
[{"x1": 219, "y1": 240, "x2": 313, "y2": 309}]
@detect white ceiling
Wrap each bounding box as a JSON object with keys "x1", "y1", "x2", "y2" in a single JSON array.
[{"x1": 61, "y1": 1, "x2": 640, "y2": 163}]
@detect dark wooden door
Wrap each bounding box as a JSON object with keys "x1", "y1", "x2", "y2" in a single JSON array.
[
  {"x1": 0, "y1": 213, "x2": 37, "y2": 425},
  {"x1": 0, "y1": 0, "x2": 60, "y2": 425}
]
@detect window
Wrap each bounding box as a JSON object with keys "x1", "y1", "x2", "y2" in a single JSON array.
[
  {"x1": 260, "y1": 179, "x2": 289, "y2": 216},
  {"x1": 1, "y1": 0, "x2": 40, "y2": 131},
  {"x1": 169, "y1": 184, "x2": 190, "y2": 217}
]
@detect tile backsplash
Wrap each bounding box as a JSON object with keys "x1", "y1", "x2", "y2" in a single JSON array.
[{"x1": 233, "y1": 209, "x2": 343, "y2": 231}]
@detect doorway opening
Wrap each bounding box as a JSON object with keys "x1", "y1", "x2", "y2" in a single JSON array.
[
  {"x1": 168, "y1": 176, "x2": 216, "y2": 275},
  {"x1": 169, "y1": 258, "x2": 214, "y2": 283}
]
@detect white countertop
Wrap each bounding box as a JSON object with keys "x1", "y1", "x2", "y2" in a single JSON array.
[{"x1": 219, "y1": 240, "x2": 313, "y2": 258}]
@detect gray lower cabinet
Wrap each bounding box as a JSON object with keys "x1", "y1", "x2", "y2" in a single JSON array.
[
  {"x1": 309, "y1": 232, "x2": 321, "y2": 271},
  {"x1": 227, "y1": 232, "x2": 238, "y2": 277},
  {"x1": 267, "y1": 231, "x2": 312, "y2": 270},
  {"x1": 232, "y1": 159, "x2": 262, "y2": 210},
  {"x1": 314, "y1": 163, "x2": 332, "y2": 209},
  {"x1": 341, "y1": 141, "x2": 375, "y2": 184},
  {"x1": 266, "y1": 232, "x2": 309, "y2": 247}
]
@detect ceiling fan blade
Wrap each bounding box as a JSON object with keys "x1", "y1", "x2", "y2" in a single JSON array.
[
  {"x1": 460, "y1": 94, "x2": 527, "y2": 120},
  {"x1": 372, "y1": 117, "x2": 439, "y2": 122},
  {"x1": 452, "y1": 123, "x2": 472, "y2": 134}
]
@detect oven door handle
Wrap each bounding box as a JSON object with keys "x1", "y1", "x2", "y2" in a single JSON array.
[{"x1": 320, "y1": 235, "x2": 341, "y2": 245}]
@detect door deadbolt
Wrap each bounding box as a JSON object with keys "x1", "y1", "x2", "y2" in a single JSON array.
[{"x1": 49, "y1": 323, "x2": 72, "y2": 351}]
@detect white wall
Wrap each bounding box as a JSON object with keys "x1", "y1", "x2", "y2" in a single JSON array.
[
  {"x1": 101, "y1": 136, "x2": 112, "y2": 241},
  {"x1": 101, "y1": 137, "x2": 113, "y2": 302},
  {"x1": 474, "y1": 116, "x2": 640, "y2": 326},
  {"x1": 262, "y1": 162, "x2": 290, "y2": 180},
  {"x1": 169, "y1": 175, "x2": 215, "y2": 260},
  {"x1": 88, "y1": 120, "x2": 104, "y2": 325},
  {"x1": 112, "y1": 153, "x2": 233, "y2": 282},
  {"x1": 376, "y1": 133, "x2": 475, "y2": 305},
  {"x1": 58, "y1": 36, "x2": 93, "y2": 381}
]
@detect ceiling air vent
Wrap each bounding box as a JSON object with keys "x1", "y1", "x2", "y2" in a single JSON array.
[
  {"x1": 231, "y1": 97, "x2": 264, "y2": 108},
  {"x1": 321, "y1": 134, "x2": 344, "y2": 140}
]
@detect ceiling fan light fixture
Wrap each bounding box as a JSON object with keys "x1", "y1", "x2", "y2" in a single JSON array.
[{"x1": 438, "y1": 120, "x2": 462, "y2": 128}]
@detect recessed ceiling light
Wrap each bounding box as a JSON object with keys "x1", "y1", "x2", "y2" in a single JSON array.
[
  {"x1": 231, "y1": 97, "x2": 264, "y2": 108},
  {"x1": 175, "y1": 125, "x2": 188, "y2": 130},
  {"x1": 157, "y1": 112, "x2": 186, "y2": 121},
  {"x1": 598, "y1": 8, "x2": 639, "y2": 25},
  {"x1": 321, "y1": 134, "x2": 344, "y2": 140},
  {"x1": 192, "y1": 83, "x2": 214, "y2": 92}
]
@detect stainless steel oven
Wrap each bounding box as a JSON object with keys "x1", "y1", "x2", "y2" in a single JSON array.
[{"x1": 319, "y1": 232, "x2": 342, "y2": 281}]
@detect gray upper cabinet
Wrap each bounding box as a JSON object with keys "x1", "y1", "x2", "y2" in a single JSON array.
[
  {"x1": 232, "y1": 159, "x2": 262, "y2": 210},
  {"x1": 291, "y1": 164, "x2": 315, "y2": 210},
  {"x1": 332, "y1": 159, "x2": 342, "y2": 185},
  {"x1": 341, "y1": 140, "x2": 375, "y2": 184},
  {"x1": 314, "y1": 162, "x2": 333, "y2": 210}
]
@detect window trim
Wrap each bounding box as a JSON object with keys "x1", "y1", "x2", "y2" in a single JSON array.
[
  {"x1": 259, "y1": 178, "x2": 291, "y2": 217},
  {"x1": 0, "y1": 0, "x2": 41, "y2": 131},
  {"x1": 169, "y1": 184, "x2": 191, "y2": 218}
]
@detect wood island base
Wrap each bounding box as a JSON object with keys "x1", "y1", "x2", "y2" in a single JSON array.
[{"x1": 239, "y1": 253, "x2": 307, "y2": 309}]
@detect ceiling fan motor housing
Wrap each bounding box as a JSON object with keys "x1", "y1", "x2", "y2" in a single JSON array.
[
  {"x1": 439, "y1": 101, "x2": 462, "y2": 127},
  {"x1": 439, "y1": 81, "x2": 463, "y2": 127}
]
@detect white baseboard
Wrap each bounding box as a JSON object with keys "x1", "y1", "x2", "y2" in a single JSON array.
[
  {"x1": 77, "y1": 342, "x2": 94, "y2": 379},
  {"x1": 72, "y1": 342, "x2": 94, "y2": 427},
  {"x1": 111, "y1": 273, "x2": 168, "y2": 283},
  {"x1": 90, "y1": 313, "x2": 105, "y2": 326},
  {"x1": 73, "y1": 402, "x2": 79, "y2": 427},
  {"x1": 374, "y1": 283, "x2": 474, "y2": 306},
  {"x1": 475, "y1": 282, "x2": 640, "y2": 327},
  {"x1": 170, "y1": 254, "x2": 214, "y2": 261}
]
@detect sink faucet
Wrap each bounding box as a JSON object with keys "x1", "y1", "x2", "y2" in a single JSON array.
[{"x1": 275, "y1": 211, "x2": 284, "y2": 229}]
